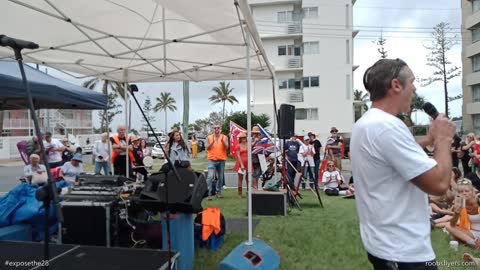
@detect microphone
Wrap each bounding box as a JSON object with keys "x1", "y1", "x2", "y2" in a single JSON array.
[
  {"x1": 422, "y1": 102, "x2": 461, "y2": 142},
  {"x1": 0, "y1": 35, "x2": 39, "y2": 50},
  {"x1": 422, "y1": 102, "x2": 439, "y2": 120}
]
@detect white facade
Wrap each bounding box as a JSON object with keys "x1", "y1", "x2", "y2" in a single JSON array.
[{"x1": 250, "y1": 0, "x2": 357, "y2": 140}]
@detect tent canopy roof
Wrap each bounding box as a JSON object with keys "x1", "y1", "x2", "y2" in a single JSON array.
[
  {"x1": 0, "y1": 59, "x2": 107, "y2": 110},
  {"x1": 1, "y1": 0, "x2": 274, "y2": 83}
]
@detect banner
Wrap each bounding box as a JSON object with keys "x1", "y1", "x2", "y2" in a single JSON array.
[{"x1": 229, "y1": 121, "x2": 246, "y2": 157}]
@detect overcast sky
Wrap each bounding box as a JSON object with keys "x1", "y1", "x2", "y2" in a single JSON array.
[{"x1": 44, "y1": 0, "x2": 462, "y2": 131}]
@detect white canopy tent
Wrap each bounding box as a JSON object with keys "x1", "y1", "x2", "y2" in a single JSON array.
[{"x1": 1, "y1": 0, "x2": 277, "y2": 245}]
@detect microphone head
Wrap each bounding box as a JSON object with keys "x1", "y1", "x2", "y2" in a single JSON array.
[{"x1": 422, "y1": 102, "x2": 439, "y2": 119}]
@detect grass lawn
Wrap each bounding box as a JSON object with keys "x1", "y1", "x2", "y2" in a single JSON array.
[{"x1": 194, "y1": 190, "x2": 480, "y2": 270}]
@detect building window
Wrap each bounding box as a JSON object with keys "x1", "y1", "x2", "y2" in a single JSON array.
[
  {"x1": 473, "y1": 54, "x2": 480, "y2": 72},
  {"x1": 346, "y1": 40, "x2": 350, "y2": 64},
  {"x1": 474, "y1": 114, "x2": 480, "y2": 135},
  {"x1": 473, "y1": 85, "x2": 480, "y2": 102},
  {"x1": 303, "y1": 7, "x2": 318, "y2": 19},
  {"x1": 473, "y1": 27, "x2": 480, "y2": 43},
  {"x1": 278, "y1": 80, "x2": 288, "y2": 89},
  {"x1": 346, "y1": 74, "x2": 351, "y2": 99},
  {"x1": 310, "y1": 76, "x2": 319, "y2": 87},
  {"x1": 303, "y1": 42, "x2": 319, "y2": 55},
  {"x1": 295, "y1": 108, "x2": 319, "y2": 120},
  {"x1": 1, "y1": 129, "x2": 11, "y2": 137},
  {"x1": 277, "y1": 11, "x2": 293, "y2": 23},
  {"x1": 474, "y1": 0, "x2": 480, "y2": 13},
  {"x1": 303, "y1": 77, "x2": 310, "y2": 88},
  {"x1": 278, "y1": 46, "x2": 286, "y2": 56}
]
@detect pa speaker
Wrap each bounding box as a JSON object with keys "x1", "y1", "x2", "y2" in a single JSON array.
[
  {"x1": 278, "y1": 104, "x2": 295, "y2": 139},
  {"x1": 218, "y1": 238, "x2": 280, "y2": 270},
  {"x1": 140, "y1": 168, "x2": 207, "y2": 213}
]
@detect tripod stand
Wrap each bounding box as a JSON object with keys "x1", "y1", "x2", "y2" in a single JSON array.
[{"x1": 1, "y1": 35, "x2": 64, "y2": 270}]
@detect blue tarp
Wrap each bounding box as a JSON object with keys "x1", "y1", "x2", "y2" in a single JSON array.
[
  {"x1": 0, "y1": 181, "x2": 70, "y2": 241},
  {"x1": 0, "y1": 59, "x2": 107, "y2": 110}
]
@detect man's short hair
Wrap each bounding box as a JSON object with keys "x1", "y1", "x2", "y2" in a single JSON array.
[
  {"x1": 117, "y1": 125, "x2": 126, "y2": 131},
  {"x1": 363, "y1": 58, "x2": 409, "y2": 101}
]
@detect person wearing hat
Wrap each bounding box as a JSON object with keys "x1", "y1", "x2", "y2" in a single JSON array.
[
  {"x1": 43, "y1": 131, "x2": 65, "y2": 169},
  {"x1": 206, "y1": 124, "x2": 228, "y2": 199},
  {"x1": 299, "y1": 135, "x2": 316, "y2": 189},
  {"x1": 233, "y1": 132, "x2": 249, "y2": 197},
  {"x1": 23, "y1": 154, "x2": 47, "y2": 182},
  {"x1": 250, "y1": 126, "x2": 264, "y2": 190},
  {"x1": 326, "y1": 127, "x2": 343, "y2": 172},
  {"x1": 308, "y1": 132, "x2": 323, "y2": 184},
  {"x1": 60, "y1": 152, "x2": 84, "y2": 184},
  {"x1": 130, "y1": 135, "x2": 148, "y2": 180}
]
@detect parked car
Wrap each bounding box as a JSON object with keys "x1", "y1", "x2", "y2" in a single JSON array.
[
  {"x1": 152, "y1": 143, "x2": 165, "y2": 159},
  {"x1": 83, "y1": 144, "x2": 93, "y2": 154}
]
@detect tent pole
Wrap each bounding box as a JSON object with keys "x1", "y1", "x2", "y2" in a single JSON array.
[
  {"x1": 271, "y1": 77, "x2": 278, "y2": 181},
  {"x1": 183, "y1": 81, "x2": 190, "y2": 141},
  {"x1": 246, "y1": 30, "x2": 253, "y2": 246},
  {"x1": 123, "y1": 70, "x2": 130, "y2": 178}
]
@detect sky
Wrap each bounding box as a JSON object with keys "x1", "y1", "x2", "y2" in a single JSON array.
[{"x1": 42, "y1": 0, "x2": 463, "y2": 130}]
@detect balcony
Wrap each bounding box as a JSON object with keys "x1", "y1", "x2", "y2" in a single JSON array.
[
  {"x1": 287, "y1": 90, "x2": 304, "y2": 103},
  {"x1": 63, "y1": 119, "x2": 93, "y2": 128},
  {"x1": 287, "y1": 56, "x2": 302, "y2": 68},
  {"x1": 287, "y1": 23, "x2": 302, "y2": 34}
]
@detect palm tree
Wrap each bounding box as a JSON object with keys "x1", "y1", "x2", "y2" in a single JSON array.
[
  {"x1": 154, "y1": 92, "x2": 177, "y2": 133},
  {"x1": 208, "y1": 81, "x2": 239, "y2": 122},
  {"x1": 83, "y1": 79, "x2": 125, "y2": 130},
  {"x1": 410, "y1": 94, "x2": 426, "y2": 125},
  {"x1": 353, "y1": 89, "x2": 369, "y2": 112}
]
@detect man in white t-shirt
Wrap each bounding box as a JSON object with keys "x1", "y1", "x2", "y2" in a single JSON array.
[
  {"x1": 351, "y1": 58, "x2": 455, "y2": 269},
  {"x1": 43, "y1": 132, "x2": 64, "y2": 168}
]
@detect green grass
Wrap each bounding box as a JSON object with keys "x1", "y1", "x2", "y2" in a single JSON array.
[{"x1": 193, "y1": 189, "x2": 480, "y2": 270}]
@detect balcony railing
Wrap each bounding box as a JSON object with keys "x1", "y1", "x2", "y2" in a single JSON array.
[
  {"x1": 287, "y1": 56, "x2": 302, "y2": 68},
  {"x1": 3, "y1": 118, "x2": 92, "y2": 129},
  {"x1": 287, "y1": 22, "x2": 302, "y2": 34},
  {"x1": 3, "y1": 119, "x2": 32, "y2": 129},
  {"x1": 287, "y1": 90, "x2": 304, "y2": 103}
]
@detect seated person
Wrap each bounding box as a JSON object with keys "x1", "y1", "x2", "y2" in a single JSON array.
[
  {"x1": 22, "y1": 154, "x2": 46, "y2": 182},
  {"x1": 60, "y1": 153, "x2": 84, "y2": 184},
  {"x1": 431, "y1": 168, "x2": 461, "y2": 228},
  {"x1": 465, "y1": 166, "x2": 480, "y2": 192},
  {"x1": 445, "y1": 178, "x2": 480, "y2": 249},
  {"x1": 322, "y1": 161, "x2": 341, "y2": 196}
]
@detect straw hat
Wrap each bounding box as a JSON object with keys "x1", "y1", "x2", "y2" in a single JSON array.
[
  {"x1": 252, "y1": 126, "x2": 260, "y2": 134},
  {"x1": 238, "y1": 132, "x2": 247, "y2": 138},
  {"x1": 130, "y1": 135, "x2": 140, "y2": 142}
]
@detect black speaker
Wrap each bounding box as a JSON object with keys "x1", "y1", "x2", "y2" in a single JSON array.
[
  {"x1": 77, "y1": 174, "x2": 129, "y2": 186},
  {"x1": 140, "y1": 168, "x2": 207, "y2": 213},
  {"x1": 278, "y1": 104, "x2": 295, "y2": 139},
  {"x1": 61, "y1": 202, "x2": 118, "y2": 247}
]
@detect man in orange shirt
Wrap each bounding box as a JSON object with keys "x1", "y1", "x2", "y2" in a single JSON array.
[{"x1": 206, "y1": 124, "x2": 228, "y2": 200}]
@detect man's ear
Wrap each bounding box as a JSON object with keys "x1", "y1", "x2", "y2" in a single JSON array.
[{"x1": 390, "y1": 78, "x2": 402, "y2": 94}]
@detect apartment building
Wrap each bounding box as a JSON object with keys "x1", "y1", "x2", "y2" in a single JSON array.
[
  {"x1": 250, "y1": 0, "x2": 357, "y2": 140},
  {"x1": 462, "y1": 0, "x2": 480, "y2": 134},
  {"x1": 2, "y1": 109, "x2": 93, "y2": 137}
]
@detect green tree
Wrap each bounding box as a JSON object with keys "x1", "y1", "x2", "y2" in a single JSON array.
[
  {"x1": 98, "y1": 91, "x2": 122, "y2": 132},
  {"x1": 208, "y1": 81, "x2": 239, "y2": 122},
  {"x1": 420, "y1": 22, "x2": 461, "y2": 118},
  {"x1": 153, "y1": 92, "x2": 177, "y2": 133},
  {"x1": 82, "y1": 78, "x2": 125, "y2": 130},
  {"x1": 374, "y1": 32, "x2": 388, "y2": 59},
  {"x1": 170, "y1": 122, "x2": 182, "y2": 131},
  {"x1": 222, "y1": 111, "x2": 271, "y2": 134},
  {"x1": 353, "y1": 89, "x2": 369, "y2": 122},
  {"x1": 141, "y1": 96, "x2": 155, "y2": 131}
]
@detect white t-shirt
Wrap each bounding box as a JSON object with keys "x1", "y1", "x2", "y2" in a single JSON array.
[
  {"x1": 350, "y1": 108, "x2": 437, "y2": 262},
  {"x1": 322, "y1": 170, "x2": 341, "y2": 189},
  {"x1": 43, "y1": 138, "x2": 63, "y2": 163},
  {"x1": 93, "y1": 140, "x2": 110, "y2": 162},
  {"x1": 61, "y1": 162, "x2": 84, "y2": 182},
  {"x1": 299, "y1": 144, "x2": 315, "y2": 166}
]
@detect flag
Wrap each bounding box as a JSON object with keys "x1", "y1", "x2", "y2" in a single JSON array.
[
  {"x1": 229, "y1": 121, "x2": 246, "y2": 157},
  {"x1": 252, "y1": 124, "x2": 278, "y2": 155}
]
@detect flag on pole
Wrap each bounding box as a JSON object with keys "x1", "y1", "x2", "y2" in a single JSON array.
[
  {"x1": 229, "y1": 121, "x2": 246, "y2": 157},
  {"x1": 252, "y1": 124, "x2": 278, "y2": 155}
]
